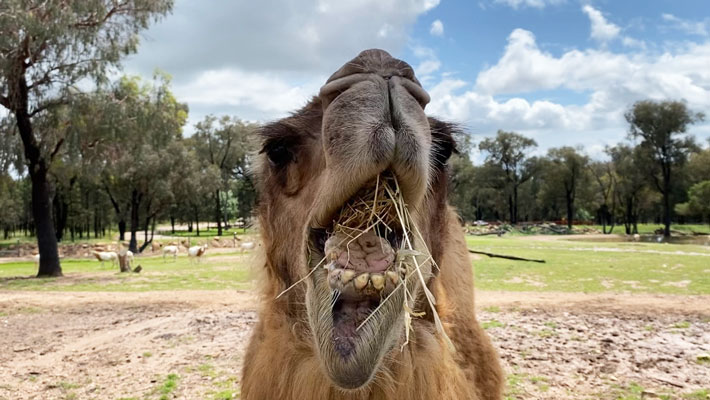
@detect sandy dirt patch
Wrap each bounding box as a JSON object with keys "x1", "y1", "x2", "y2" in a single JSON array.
[{"x1": 0, "y1": 290, "x2": 709, "y2": 399}]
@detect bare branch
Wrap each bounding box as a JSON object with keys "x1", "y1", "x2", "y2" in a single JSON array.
[{"x1": 49, "y1": 137, "x2": 65, "y2": 161}]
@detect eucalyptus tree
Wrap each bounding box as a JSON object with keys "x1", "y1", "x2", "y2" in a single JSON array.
[
  {"x1": 546, "y1": 147, "x2": 590, "y2": 230},
  {"x1": 93, "y1": 75, "x2": 187, "y2": 252},
  {"x1": 479, "y1": 130, "x2": 538, "y2": 224},
  {"x1": 0, "y1": 0, "x2": 173, "y2": 276},
  {"x1": 589, "y1": 160, "x2": 616, "y2": 233},
  {"x1": 625, "y1": 100, "x2": 704, "y2": 237},
  {"x1": 192, "y1": 115, "x2": 255, "y2": 236}
]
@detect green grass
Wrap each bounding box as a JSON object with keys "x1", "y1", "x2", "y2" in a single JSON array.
[
  {"x1": 573, "y1": 223, "x2": 709, "y2": 235},
  {"x1": 481, "y1": 319, "x2": 506, "y2": 329},
  {"x1": 166, "y1": 228, "x2": 253, "y2": 238},
  {"x1": 0, "y1": 232, "x2": 117, "y2": 249},
  {"x1": 684, "y1": 389, "x2": 710, "y2": 399},
  {"x1": 3, "y1": 232, "x2": 709, "y2": 295},
  {"x1": 468, "y1": 235, "x2": 710, "y2": 294},
  {"x1": 0, "y1": 252, "x2": 251, "y2": 292},
  {"x1": 158, "y1": 373, "x2": 179, "y2": 400}
]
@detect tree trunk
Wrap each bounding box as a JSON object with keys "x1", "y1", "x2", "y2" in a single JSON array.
[
  {"x1": 193, "y1": 205, "x2": 200, "y2": 236},
  {"x1": 128, "y1": 189, "x2": 141, "y2": 253},
  {"x1": 29, "y1": 165, "x2": 62, "y2": 276},
  {"x1": 215, "y1": 189, "x2": 223, "y2": 236},
  {"x1": 170, "y1": 215, "x2": 175, "y2": 234},
  {"x1": 13, "y1": 92, "x2": 62, "y2": 276},
  {"x1": 118, "y1": 220, "x2": 126, "y2": 241},
  {"x1": 512, "y1": 185, "x2": 518, "y2": 225},
  {"x1": 566, "y1": 190, "x2": 574, "y2": 231},
  {"x1": 662, "y1": 188, "x2": 671, "y2": 238},
  {"x1": 53, "y1": 191, "x2": 69, "y2": 242}
]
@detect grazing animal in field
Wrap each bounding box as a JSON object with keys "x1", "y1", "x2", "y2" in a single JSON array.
[
  {"x1": 239, "y1": 241, "x2": 256, "y2": 253},
  {"x1": 241, "y1": 49, "x2": 503, "y2": 400},
  {"x1": 187, "y1": 244, "x2": 208, "y2": 263},
  {"x1": 162, "y1": 245, "x2": 179, "y2": 262},
  {"x1": 92, "y1": 251, "x2": 118, "y2": 268},
  {"x1": 32, "y1": 254, "x2": 40, "y2": 267},
  {"x1": 151, "y1": 241, "x2": 163, "y2": 253}
]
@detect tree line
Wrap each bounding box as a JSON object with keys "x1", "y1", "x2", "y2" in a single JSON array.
[
  {"x1": 1, "y1": 1, "x2": 709, "y2": 279},
  {"x1": 0, "y1": 74, "x2": 257, "y2": 249},
  {"x1": 448, "y1": 100, "x2": 709, "y2": 236}
]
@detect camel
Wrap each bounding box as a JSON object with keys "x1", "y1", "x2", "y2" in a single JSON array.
[{"x1": 241, "y1": 49, "x2": 504, "y2": 400}]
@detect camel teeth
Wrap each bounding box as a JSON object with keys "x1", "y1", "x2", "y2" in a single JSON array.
[
  {"x1": 370, "y1": 274, "x2": 385, "y2": 290},
  {"x1": 341, "y1": 270, "x2": 356, "y2": 284},
  {"x1": 329, "y1": 268, "x2": 342, "y2": 287},
  {"x1": 386, "y1": 271, "x2": 399, "y2": 284},
  {"x1": 354, "y1": 273, "x2": 369, "y2": 290}
]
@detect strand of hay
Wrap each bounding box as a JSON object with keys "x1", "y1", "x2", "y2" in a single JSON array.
[{"x1": 354, "y1": 176, "x2": 454, "y2": 354}]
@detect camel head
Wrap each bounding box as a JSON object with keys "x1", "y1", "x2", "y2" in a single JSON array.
[{"x1": 255, "y1": 49, "x2": 457, "y2": 390}]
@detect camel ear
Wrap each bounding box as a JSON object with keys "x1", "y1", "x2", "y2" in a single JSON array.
[{"x1": 428, "y1": 118, "x2": 460, "y2": 171}]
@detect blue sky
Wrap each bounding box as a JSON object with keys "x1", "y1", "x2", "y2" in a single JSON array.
[{"x1": 125, "y1": 0, "x2": 710, "y2": 160}]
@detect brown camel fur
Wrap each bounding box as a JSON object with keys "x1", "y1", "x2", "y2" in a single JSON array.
[{"x1": 241, "y1": 49, "x2": 504, "y2": 400}]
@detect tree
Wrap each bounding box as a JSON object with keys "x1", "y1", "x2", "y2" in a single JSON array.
[
  {"x1": 607, "y1": 145, "x2": 648, "y2": 234},
  {"x1": 547, "y1": 147, "x2": 589, "y2": 230},
  {"x1": 625, "y1": 100, "x2": 704, "y2": 237},
  {"x1": 479, "y1": 130, "x2": 537, "y2": 224},
  {"x1": 192, "y1": 115, "x2": 255, "y2": 236},
  {"x1": 676, "y1": 181, "x2": 710, "y2": 229},
  {"x1": 0, "y1": 0, "x2": 173, "y2": 276},
  {"x1": 589, "y1": 160, "x2": 616, "y2": 234},
  {"x1": 94, "y1": 75, "x2": 187, "y2": 253}
]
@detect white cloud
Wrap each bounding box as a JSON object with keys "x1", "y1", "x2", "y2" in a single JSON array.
[
  {"x1": 582, "y1": 5, "x2": 620, "y2": 43},
  {"x1": 661, "y1": 13, "x2": 709, "y2": 36},
  {"x1": 622, "y1": 36, "x2": 646, "y2": 49},
  {"x1": 126, "y1": 0, "x2": 440, "y2": 79},
  {"x1": 411, "y1": 45, "x2": 442, "y2": 84},
  {"x1": 426, "y1": 28, "x2": 710, "y2": 150},
  {"x1": 123, "y1": 0, "x2": 441, "y2": 129},
  {"x1": 494, "y1": 0, "x2": 564, "y2": 10},
  {"x1": 430, "y1": 19, "x2": 444, "y2": 36}
]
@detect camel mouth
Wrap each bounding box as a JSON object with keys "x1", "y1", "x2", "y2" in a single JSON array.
[{"x1": 307, "y1": 175, "x2": 408, "y2": 388}]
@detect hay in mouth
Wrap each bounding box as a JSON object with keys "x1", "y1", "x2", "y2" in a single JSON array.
[{"x1": 279, "y1": 174, "x2": 454, "y2": 358}]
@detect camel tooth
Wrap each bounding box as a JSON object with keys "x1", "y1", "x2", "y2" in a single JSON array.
[
  {"x1": 370, "y1": 273, "x2": 385, "y2": 290},
  {"x1": 329, "y1": 268, "x2": 342, "y2": 287},
  {"x1": 341, "y1": 269, "x2": 356, "y2": 284},
  {"x1": 354, "y1": 273, "x2": 369, "y2": 290},
  {"x1": 386, "y1": 270, "x2": 399, "y2": 284}
]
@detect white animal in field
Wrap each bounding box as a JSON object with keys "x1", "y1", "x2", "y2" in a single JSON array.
[
  {"x1": 187, "y1": 244, "x2": 208, "y2": 263},
  {"x1": 92, "y1": 251, "x2": 118, "y2": 268},
  {"x1": 162, "y1": 245, "x2": 179, "y2": 262},
  {"x1": 33, "y1": 253, "x2": 40, "y2": 267},
  {"x1": 239, "y1": 241, "x2": 256, "y2": 253},
  {"x1": 125, "y1": 250, "x2": 134, "y2": 267}
]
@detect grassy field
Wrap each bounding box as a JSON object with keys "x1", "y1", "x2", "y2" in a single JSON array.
[
  {"x1": 2, "y1": 234, "x2": 709, "y2": 295},
  {"x1": 0, "y1": 252, "x2": 252, "y2": 291},
  {"x1": 468, "y1": 236, "x2": 710, "y2": 295},
  {"x1": 580, "y1": 223, "x2": 710, "y2": 235}
]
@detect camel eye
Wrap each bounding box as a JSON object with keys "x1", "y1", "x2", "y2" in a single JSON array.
[{"x1": 265, "y1": 143, "x2": 293, "y2": 167}]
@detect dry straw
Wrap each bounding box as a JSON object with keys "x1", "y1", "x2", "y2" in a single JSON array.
[{"x1": 276, "y1": 174, "x2": 455, "y2": 353}]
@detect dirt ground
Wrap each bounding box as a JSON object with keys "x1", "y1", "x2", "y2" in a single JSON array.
[{"x1": 0, "y1": 290, "x2": 709, "y2": 400}]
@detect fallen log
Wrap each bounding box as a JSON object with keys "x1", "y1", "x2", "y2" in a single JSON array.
[{"x1": 468, "y1": 249, "x2": 546, "y2": 263}]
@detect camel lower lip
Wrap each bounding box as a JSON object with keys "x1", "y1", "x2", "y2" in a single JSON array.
[{"x1": 332, "y1": 297, "x2": 379, "y2": 358}]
